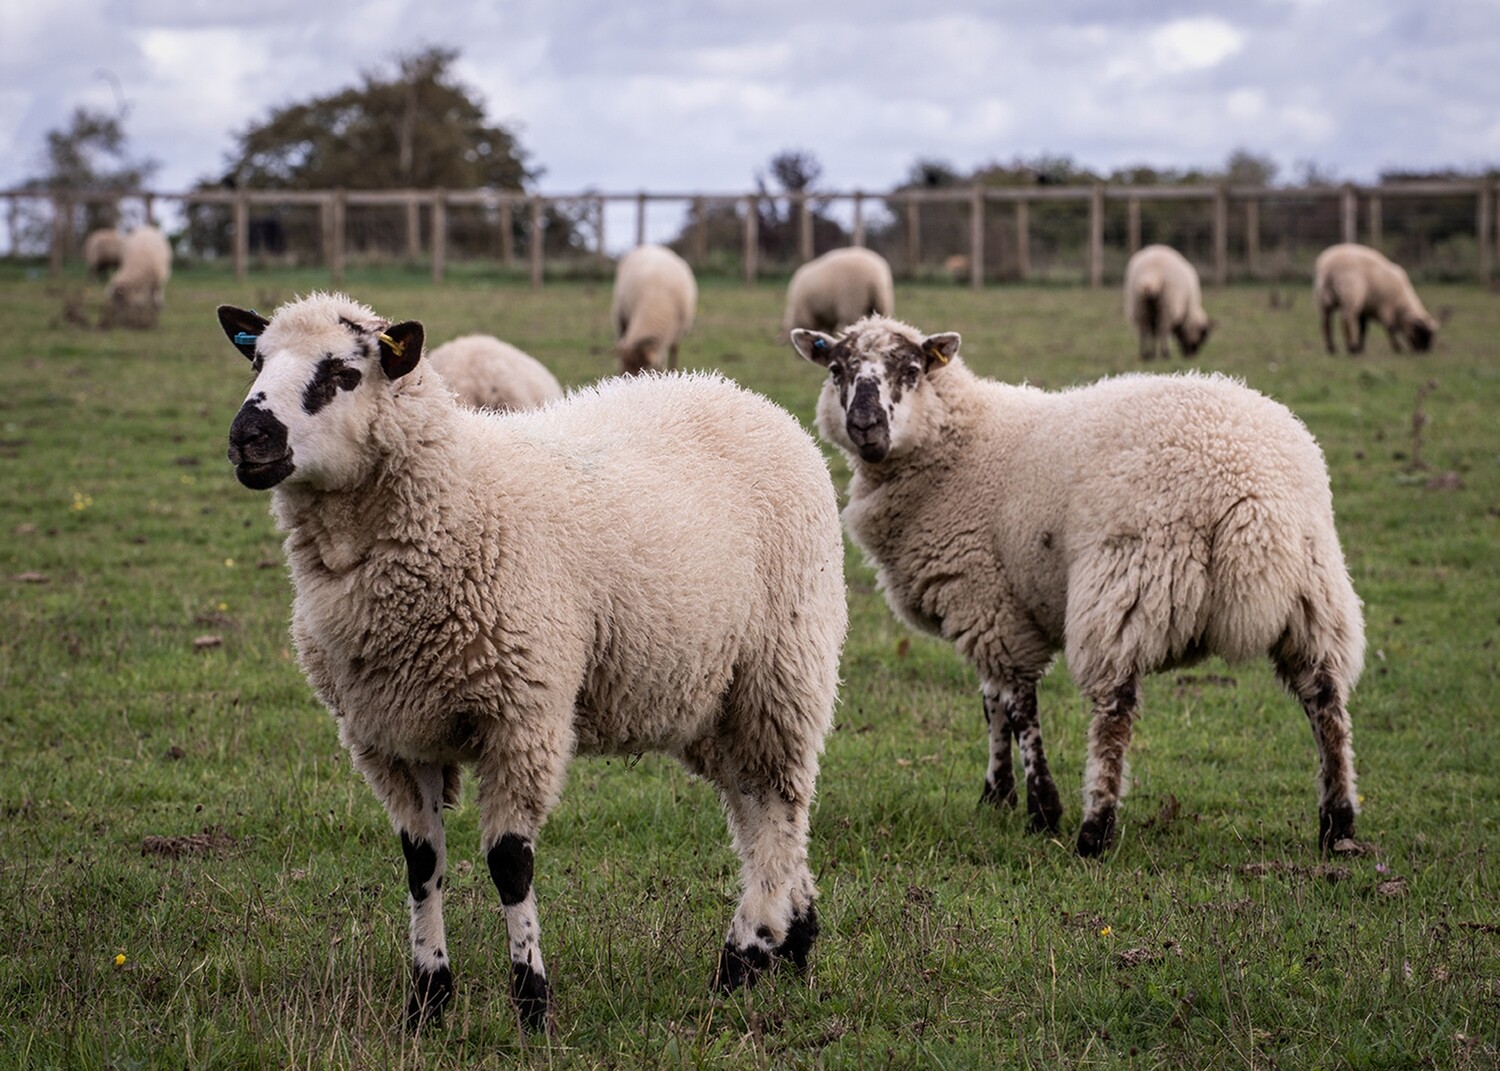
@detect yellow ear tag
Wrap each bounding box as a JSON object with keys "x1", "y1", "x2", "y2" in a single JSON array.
[
  {"x1": 925, "y1": 343, "x2": 951, "y2": 366},
  {"x1": 378, "y1": 332, "x2": 406, "y2": 358}
]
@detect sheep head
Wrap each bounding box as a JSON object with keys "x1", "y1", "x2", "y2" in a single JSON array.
[
  {"x1": 218, "y1": 294, "x2": 425, "y2": 491},
  {"x1": 791, "y1": 314, "x2": 959, "y2": 465}
]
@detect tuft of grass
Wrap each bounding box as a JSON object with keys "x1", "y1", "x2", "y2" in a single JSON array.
[{"x1": 1, "y1": 264, "x2": 1497, "y2": 1069}]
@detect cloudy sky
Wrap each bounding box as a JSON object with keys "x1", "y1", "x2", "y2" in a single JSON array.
[{"x1": 3, "y1": 0, "x2": 1498, "y2": 203}]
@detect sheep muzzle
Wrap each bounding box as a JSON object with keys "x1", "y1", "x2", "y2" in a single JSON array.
[
  {"x1": 228, "y1": 401, "x2": 295, "y2": 489},
  {"x1": 846, "y1": 380, "x2": 890, "y2": 463}
]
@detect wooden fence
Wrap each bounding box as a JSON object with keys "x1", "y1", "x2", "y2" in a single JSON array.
[{"x1": 7, "y1": 179, "x2": 1497, "y2": 287}]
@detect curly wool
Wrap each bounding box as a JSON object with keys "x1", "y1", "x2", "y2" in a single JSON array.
[
  {"x1": 783, "y1": 247, "x2": 895, "y2": 334},
  {"x1": 426, "y1": 334, "x2": 563, "y2": 412}
]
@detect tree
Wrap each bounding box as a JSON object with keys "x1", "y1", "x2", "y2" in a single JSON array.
[{"x1": 219, "y1": 46, "x2": 534, "y2": 191}]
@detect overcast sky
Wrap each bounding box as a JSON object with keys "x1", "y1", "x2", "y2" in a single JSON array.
[{"x1": 3, "y1": 0, "x2": 1498, "y2": 201}]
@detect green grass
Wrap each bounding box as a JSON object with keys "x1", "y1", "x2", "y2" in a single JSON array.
[{"x1": 2, "y1": 264, "x2": 1497, "y2": 1069}]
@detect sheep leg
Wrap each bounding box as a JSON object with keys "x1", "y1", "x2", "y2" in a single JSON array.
[
  {"x1": 979, "y1": 685, "x2": 1017, "y2": 808},
  {"x1": 1137, "y1": 327, "x2": 1154, "y2": 362},
  {"x1": 1320, "y1": 306, "x2": 1336, "y2": 354},
  {"x1": 1077, "y1": 677, "x2": 1140, "y2": 857},
  {"x1": 353, "y1": 754, "x2": 457, "y2": 1030},
  {"x1": 1275, "y1": 658, "x2": 1359, "y2": 855},
  {"x1": 983, "y1": 681, "x2": 1063, "y2": 832},
  {"x1": 1385, "y1": 323, "x2": 1404, "y2": 354},
  {"x1": 477, "y1": 745, "x2": 567, "y2": 1034},
  {"x1": 711, "y1": 783, "x2": 819, "y2": 993},
  {"x1": 1341, "y1": 310, "x2": 1363, "y2": 354}
]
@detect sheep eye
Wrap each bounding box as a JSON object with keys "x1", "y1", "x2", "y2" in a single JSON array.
[
  {"x1": 901, "y1": 365, "x2": 920, "y2": 386},
  {"x1": 828, "y1": 363, "x2": 843, "y2": 378}
]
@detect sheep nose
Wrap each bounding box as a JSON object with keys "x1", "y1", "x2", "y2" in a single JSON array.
[
  {"x1": 228, "y1": 402, "x2": 288, "y2": 465},
  {"x1": 846, "y1": 380, "x2": 885, "y2": 431}
]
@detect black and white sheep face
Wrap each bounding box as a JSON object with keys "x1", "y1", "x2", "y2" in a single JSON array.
[
  {"x1": 792, "y1": 318, "x2": 960, "y2": 464},
  {"x1": 218, "y1": 304, "x2": 424, "y2": 491}
]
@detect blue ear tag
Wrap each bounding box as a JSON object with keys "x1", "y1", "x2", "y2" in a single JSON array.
[
  {"x1": 233, "y1": 331, "x2": 259, "y2": 346},
  {"x1": 813, "y1": 337, "x2": 827, "y2": 352}
]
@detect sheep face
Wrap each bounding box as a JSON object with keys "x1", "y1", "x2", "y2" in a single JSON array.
[
  {"x1": 217, "y1": 303, "x2": 424, "y2": 491},
  {"x1": 1404, "y1": 315, "x2": 1437, "y2": 353},
  {"x1": 792, "y1": 317, "x2": 960, "y2": 464},
  {"x1": 1174, "y1": 316, "x2": 1214, "y2": 357}
]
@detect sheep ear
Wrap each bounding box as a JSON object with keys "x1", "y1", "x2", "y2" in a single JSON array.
[
  {"x1": 791, "y1": 329, "x2": 839, "y2": 367},
  {"x1": 921, "y1": 332, "x2": 961, "y2": 371},
  {"x1": 378, "y1": 321, "x2": 424, "y2": 379},
  {"x1": 217, "y1": 305, "x2": 270, "y2": 362}
]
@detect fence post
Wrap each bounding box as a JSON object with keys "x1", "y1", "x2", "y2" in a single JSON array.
[
  {"x1": 595, "y1": 196, "x2": 607, "y2": 268},
  {"x1": 1127, "y1": 197, "x2": 1141, "y2": 254},
  {"x1": 852, "y1": 191, "x2": 865, "y2": 247},
  {"x1": 635, "y1": 192, "x2": 647, "y2": 247},
  {"x1": 405, "y1": 195, "x2": 421, "y2": 262},
  {"x1": 1479, "y1": 183, "x2": 1493, "y2": 285},
  {"x1": 1340, "y1": 184, "x2": 1357, "y2": 244},
  {"x1": 969, "y1": 185, "x2": 984, "y2": 289},
  {"x1": 330, "y1": 190, "x2": 346, "y2": 286},
  {"x1": 798, "y1": 194, "x2": 813, "y2": 262},
  {"x1": 1245, "y1": 198, "x2": 1261, "y2": 279},
  {"x1": 430, "y1": 190, "x2": 446, "y2": 285},
  {"x1": 1015, "y1": 199, "x2": 1029, "y2": 281},
  {"x1": 50, "y1": 193, "x2": 67, "y2": 276},
  {"x1": 1213, "y1": 184, "x2": 1228, "y2": 287},
  {"x1": 530, "y1": 196, "x2": 544, "y2": 288},
  {"x1": 692, "y1": 196, "x2": 707, "y2": 266},
  {"x1": 906, "y1": 197, "x2": 921, "y2": 274},
  {"x1": 233, "y1": 189, "x2": 249, "y2": 281},
  {"x1": 1368, "y1": 193, "x2": 1382, "y2": 249},
  {"x1": 1088, "y1": 183, "x2": 1104, "y2": 288},
  {"x1": 743, "y1": 195, "x2": 758, "y2": 284},
  {"x1": 499, "y1": 198, "x2": 514, "y2": 266}
]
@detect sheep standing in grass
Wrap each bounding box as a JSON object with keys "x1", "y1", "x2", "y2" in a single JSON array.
[
  {"x1": 426, "y1": 334, "x2": 563, "y2": 412},
  {"x1": 104, "y1": 226, "x2": 172, "y2": 328},
  {"x1": 1123, "y1": 245, "x2": 1213, "y2": 360},
  {"x1": 82, "y1": 228, "x2": 123, "y2": 281},
  {"x1": 218, "y1": 293, "x2": 846, "y2": 1031},
  {"x1": 1314, "y1": 243, "x2": 1437, "y2": 354},
  {"x1": 610, "y1": 244, "x2": 697, "y2": 374},
  {"x1": 793, "y1": 315, "x2": 1363, "y2": 858},
  {"x1": 782, "y1": 247, "x2": 894, "y2": 335}
]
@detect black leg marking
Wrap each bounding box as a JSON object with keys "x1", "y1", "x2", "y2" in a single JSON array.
[
  {"x1": 487, "y1": 833, "x2": 535, "y2": 906},
  {"x1": 401, "y1": 831, "x2": 438, "y2": 902},
  {"x1": 1076, "y1": 805, "x2": 1117, "y2": 858},
  {"x1": 774, "y1": 904, "x2": 819, "y2": 972},
  {"x1": 406, "y1": 963, "x2": 453, "y2": 1031},
  {"x1": 510, "y1": 962, "x2": 550, "y2": 1032},
  {"x1": 1320, "y1": 801, "x2": 1357, "y2": 855},
  {"x1": 713, "y1": 942, "x2": 771, "y2": 993},
  {"x1": 1026, "y1": 768, "x2": 1064, "y2": 835}
]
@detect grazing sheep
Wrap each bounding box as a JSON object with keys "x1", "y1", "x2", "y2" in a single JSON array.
[
  {"x1": 82, "y1": 228, "x2": 124, "y2": 280},
  {"x1": 426, "y1": 334, "x2": 563, "y2": 412},
  {"x1": 1314, "y1": 243, "x2": 1437, "y2": 354},
  {"x1": 610, "y1": 244, "x2": 697, "y2": 374},
  {"x1": 782, "y1": 247, "x2": 895, "y2": 335},
  {"x1": 793, "y1": 315, "x2": 1364, "y2": 859},
  {"x1": 218, "y1": 293, "x2": 846, "y2": 1031},
  {"x1": 1123, "y1": 245, "x2": 1213, "y2": 360},
  {"x1": 104, "y1": 226, "x2": 172, "y2": 328}
]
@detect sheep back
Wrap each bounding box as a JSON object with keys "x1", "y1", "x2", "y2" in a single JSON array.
[
  {"x1": 83, "y1": 228, "x2": 124, "y2": 278},
  {"x1": 610, "y1": 244, "x2": 697, "y2": 372},
  {"x1": 783, "y1": 247, "x2": 895, "y2": 334},
  {"x1": 1314, "y1": 243, "x2": 1436, "y2": 347},
  {"x1": 106, "y1": 226, "x2": 172, "y2": 311},
  {"x1": 426, "y1": 334, "x2": 564, "y2": 412}
]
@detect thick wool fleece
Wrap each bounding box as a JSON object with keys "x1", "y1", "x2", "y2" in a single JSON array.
[
  {"x1": 1314, "y1": 243, "x2": 1437, "y2": 351},
  {"x1": 610, "y1": 244, "x2": 697, "y2": 372},
  {"x1": 1123, "y1": 244, "x2": 1210, "y2": 357},
  {"x1": 106, "y1": 226, "x2": 172, "y2": 310},
  {"x1": 426, "y1": 334, "x2": 563, "y2": 412},
  {"x1": 832, "y1": 350, "x2": 1364, "y2": 699},
  {"x1": 783, "y1": 247, "x2": 895, "y2": 334}
]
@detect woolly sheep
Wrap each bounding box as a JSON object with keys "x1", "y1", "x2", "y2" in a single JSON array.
[
  {"x1": 426, "y1": 334, "x2": 564, "y2": 412},
  {"x1": 792, "y1": 315, "x2": 1364, "y2": 858},
  {"x1": 218, "y1": 293, "x2": 846, "y2": 1031},
  {"x1": 610, "y1": 244, "x2": 697, "y2": 374},
  {"x1": 1123, "y1": 244, "x2": 1213, "y2": 360},
  {"x1": 782, "y1": 246, "x2": 895, "y2": 335},
  {"x1": 1314, "y1": 243, "x2": 1437, "y2": 354},
  {"x1": 82, "y1": 228, "x2": 123, "y2": 280},
  {"x1": 104, "y1": 225, "x2": 172, "y2": 327}
]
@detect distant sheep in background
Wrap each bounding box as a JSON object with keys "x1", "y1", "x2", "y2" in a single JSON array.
[
  {"x1": 1314, "y1": 243, "x2": 1438, "y2": 354},
  {"x1": 82, "y1": 228, "x2": 124, "y2": 281},
  {"x1": 782, "y1": 247, "x2": 894, "y2": 335},
  {"x1": 103, "y1": 226, "x2": 172, "y2": 329},
  {"x1": 610, "y1": 244, "x2": 697, "y2": 374},
  {"x1": 1123, "y1": 245, "x2": 1213, "y2": 360},
  {"x1": 426, "y1": 335, "x2": 563, "y2": 412},
  {"x1": 794, "y1": 314, "x2": 1364, "y2": 859}
]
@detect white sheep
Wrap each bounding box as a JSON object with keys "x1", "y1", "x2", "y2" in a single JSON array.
[
  {"x1": 218, "y1": 293, "x2": 846, "y2": 1031},
  {"x1": 104, "y1": 225, "x2": 172, "y2": 328},
  {"x1": 782, "y1": 246, "x2": 895, "y2": 335},
  {"x1": 425, "y1": 334, "x2": 564, "y2": 412},
  {"x1": 793, "y1": 315, "x2": 1364, "y2": 858},
  {"x1": 82, "y1": 227, "x2": 124, "y2": 280},
  {"x1": 1123, "y1": 244, "x2": 1213, "y2": 360},
  {"x1": 609, "y1": 244, "x2": 697, "y2": 374},
  {"x1": 1314, "y1": 243, "x2": 1437, "y2": 354}
]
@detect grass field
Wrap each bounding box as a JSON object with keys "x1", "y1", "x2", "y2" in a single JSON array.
[{"x1": 1, "y1": 263, "x2": 1497, "y2": 1069}]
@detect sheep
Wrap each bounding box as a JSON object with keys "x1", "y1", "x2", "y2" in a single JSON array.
[
  {"x1": 610, "y1": 244, "x2": 697, "y2": 374},
  {"x1": 1314, "y1": 243, "x2": 1437, "y2": 355},
  {"x1": 782, "y1": 247, "x2": 895, "y2": 335},
  {"x1": 217, "y1": 292, "x2": 846, "y2": 1032},
  {"x1": 792, "y1": 314, "x2": 1364, "y2": 859},
  {"x1": 1123, "y1": 245, "x2": 1213, "y2": 360},
  {"x1": 425, "y1": 334, "x2": 564, "y2": 412},
  {"x1": 82, "y1": 228, "x2": 124, "y2": 280},
  {"x1": 103, "y1": 225, "x2": 172, "y2": 328}
]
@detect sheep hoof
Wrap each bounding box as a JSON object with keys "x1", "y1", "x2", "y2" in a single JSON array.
[
  {"x1": 1319, "y1": 804, "x2": 1358, "y2": 857},
  {"x1": 510, "y1": 962, "x2": 551, "y2": 1033},
  {"x1": 405, "y1": 963, "x2": 453, "y2": 1032},
  {"x1": 979, "y1": 776, "x2": 1018, "y2": 809},
  {"x1": 774, "y1": 905, "x2": 820, "y2": 972},
  {"x1": 1076, "y1": 810, "x2": 1117, "y2": 857},
  {"x1": 713, "y1": 942, "x2": 771, "y2": 993}
]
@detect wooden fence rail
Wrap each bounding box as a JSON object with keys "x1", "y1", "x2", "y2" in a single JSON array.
[{"x1": 8, "y1": 179, "x2": 1497, "y2": 288}]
